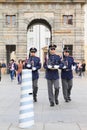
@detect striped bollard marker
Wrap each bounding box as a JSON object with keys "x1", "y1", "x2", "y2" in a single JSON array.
[{"x1": 19, "y1": 69, "x2": 34, "y2": 129}]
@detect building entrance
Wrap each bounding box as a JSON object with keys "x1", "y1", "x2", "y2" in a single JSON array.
[
  {"x1": 6, "y1": 45, "x2": 16, "y2": 73},
  {"x1": 27, "y1": 18, "x2": 52, "y2": 65}
]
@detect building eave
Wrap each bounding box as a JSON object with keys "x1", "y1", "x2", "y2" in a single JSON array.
[{"x1": 0, "y1": 0, "x2": 86, "y2": 4}]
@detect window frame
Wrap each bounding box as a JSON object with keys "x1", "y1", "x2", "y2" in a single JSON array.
[
  {"x1": 6, "y1": 15, "x2": 16, "y2": 26},
  {"x1": 63, "y1": 15, "x2": 73, "y2": 25}
]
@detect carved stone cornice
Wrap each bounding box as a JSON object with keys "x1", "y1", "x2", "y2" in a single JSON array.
[{"x1": 0, "y1": 0, "x2": 86, "y2": 3}]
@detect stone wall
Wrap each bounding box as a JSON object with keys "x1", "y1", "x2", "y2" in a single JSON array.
[
  {"x1": 84, "y1": 4, "x2": 87, "y2": 69},
  {"x1": 0, "y1": 2, "x2": 85, "y2": 66}
]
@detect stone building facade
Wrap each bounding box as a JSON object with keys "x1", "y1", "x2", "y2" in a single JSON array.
[{"x1": 0, "y1": 0, "x2": 87, "y2": 69}]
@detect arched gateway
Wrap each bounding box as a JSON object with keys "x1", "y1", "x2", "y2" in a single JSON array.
[
  {"x1": 0, "y1": 0, "x2": 86, "y2": 69},
  {"x1": 27, "y1": 18, "x2": 52, "y2": 64}
]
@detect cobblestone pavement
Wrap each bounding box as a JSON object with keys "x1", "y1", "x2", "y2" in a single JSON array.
[{"x1": 0, "y1": 71, "x2": 87, "y2": 130}]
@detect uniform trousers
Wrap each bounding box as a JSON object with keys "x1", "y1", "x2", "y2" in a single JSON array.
[
  {"x1": 61, "y1": 78, "x2": 72, "y2": 100},
  {"x1": 32, "y1": 79, "x2": 38, "y2": 99},
  {"x1": 47, "y1": 79, "x2": 59, "y2": 103}
]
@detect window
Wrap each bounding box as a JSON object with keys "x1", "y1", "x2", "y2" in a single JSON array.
[
  {"x1": 63, "y1": 15, "x2": 73, "y2": 25},
  {"x1": 12, "y1": 15, "x2": 16, "y2": 25},
  {"x1": 6, "y1": 15, "x2": 16, "y2": 25},
  {"x1": 64, "y1": 45, "x2": 73, "y2": 56},
  {"x1": 6, "y1": 15, "x2": 10, "y2": 25}
]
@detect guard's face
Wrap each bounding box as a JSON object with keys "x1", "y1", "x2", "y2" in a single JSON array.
[
  {"x1": 50, "y1": 48, "x2": 56, "y2": 54},
  {"x1": 30, "y1": 52, "x2": 36, "y2": 56},
  {"x1": 64, "y1": 51, "x2": 69, "y2": 56}
]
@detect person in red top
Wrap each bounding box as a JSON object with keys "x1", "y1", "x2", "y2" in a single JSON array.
[{"x1": 17, "y1": 59, "x2": 23, "y2": 84}]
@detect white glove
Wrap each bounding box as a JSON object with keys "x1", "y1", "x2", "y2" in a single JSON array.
[
  {"x1": 54, "y1": 65, "x2": 59, "y2": 69},
  {"x1": 47, "y1": 65, "x2": 52, "y2": 69},
  {"x1": 27, "y1": 64, "x2": 31, "y2": 68},
  {"x1": 32, "y1": 67, "x2": 36, "y2": 71},
  {"x1": 72, "y1": 65, "x2": 76, "y2": 70},
  {"x1": 63, "y1": 66, "x2": 67, "y2": 69}
]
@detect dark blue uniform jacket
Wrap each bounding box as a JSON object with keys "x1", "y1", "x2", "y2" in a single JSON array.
[
  {"x1": 26, "y1": 56, "x2": 41, "y2": 80},
  {"x1": 61, "y1": 56, "x2": 76, "y2": 80},
  {"x1": 43, "y1": 54, "x2": 63, "y2": 80}
]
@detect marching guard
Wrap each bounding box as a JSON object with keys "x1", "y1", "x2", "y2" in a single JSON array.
[
  {"x1": 26, "y1": 47, "x2": 41, "y2": 102},
  {"x1": 61, "y1": 47, "x2": 76, "y2": 102},
  {"x1": 43, "y1": 44, "x2": 63, "y2": 107}
]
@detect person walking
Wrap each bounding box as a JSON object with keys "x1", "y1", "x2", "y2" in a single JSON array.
[
  {"x1": 8, "y1": 59, "x2": 17, "y2": 81},
  {"x1": 78, "y1": 61, "x2": 82, "y2": 77},
  {"x1": 61, "y1": 47, "x2": 76, "y2": 102},
  {"x1": 0, "y1": 62, "x2": 2, "y2": 82},
  {"x1": 26, "y1": 47, "x2": 41, "y2": 102},
  {"x1": 43, "y1": 44, "x2": 63, "y2": 107},
  {"x1": 1, "y1": 61, "x2": 6, "y2": 74},
  {"x1": 17, "y1": 59, "x2": 23, "y2": 84},
  {"x1": 82, "y1": 59, "x2": 86, "y2": 76}
]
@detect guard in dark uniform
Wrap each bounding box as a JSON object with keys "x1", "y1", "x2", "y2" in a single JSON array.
[
  {"x1": 61, "y1": 47, "x2": 76, "y2": 102},
  {"x1": 43, "y1": 44, "x2": 63, "y2": 107},
  {"x1": 26, "y1": 47, "x2": 41, "y2": 102}
]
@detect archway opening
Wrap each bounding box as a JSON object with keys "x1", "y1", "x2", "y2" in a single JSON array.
[
  {"x1": 27, "y1": 19, "x2": 52, "y2": 65},
  {"x1": 6, "y1": 45, "x2": 16, "y2": 73}
]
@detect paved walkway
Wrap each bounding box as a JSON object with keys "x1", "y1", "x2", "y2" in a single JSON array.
[{"x1": 0, "y1": 71, "x2": 87, "y2": 130}]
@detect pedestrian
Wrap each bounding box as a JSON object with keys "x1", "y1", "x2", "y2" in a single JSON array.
[
  {"x1": 22, "y1": 60, "x2": 26, "y2": 69},
  {"x1": 26, "y1": 47, "x2": 41, "y2": 102},
  {"x1": 8, "y1": 59, "x2": 17, "y2": 81},
  {"x1": 1, "y1": 61, "x2": 6, "y2": 74},
  {"x1": 75, "y1": 61, "x2": 79, "y2": 74},
  {"x1": 43, "y1": 44, "x2": 63, "y2": 107},
  {"x1": 82, "y1": 59, "x2": 86, "y2": 76},
  {"x1": 14, "y1": 61, "x2": 17, "y2": 77},
  {"x1": 78, "y1": 61, "x2": 82, "y2": 76},
  {"x1": 0, "y1": 62, "x2": 2, "y2": 81},
  {"x1": 61, "y1": 47, "x2": 76, "y2": 102},
  {"x1": 17, "y1": 59, "x2": 23, "y2": 84}
]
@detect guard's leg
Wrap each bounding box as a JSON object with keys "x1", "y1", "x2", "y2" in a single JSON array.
[
  {"x1": 54, "y1": 79, "x2": 59, "y2": 105},
  {"x1": 33, "y1": 79, "x2": 38, "y2": 102},
  {"x1": 67, "y1": 79, "x2": 72, "y2": 101},
  {"x1": 62, "y1": 79, "x2": 69, "y2": 102},
  {"x1": 47, "y1": 80, "x2": 54, "y2": 106},
  {"x1": 55, "y1": 89, "x2": 59, "y2": 104}
]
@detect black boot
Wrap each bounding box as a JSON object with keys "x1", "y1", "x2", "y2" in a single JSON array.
[
  {"x1": 55, "y1": 89, "x2": 59, "y2": 105},
  {"x1": 33, "y1": 87, "x2": 38, "y2": 102},
  {"x1": 50, "y1": 102, "x2": 54, "y2": 107},
  {"x1": 33, "y1": 96, "x2": 37, "y2": 102},
  {"x1": 68, "y1": 97, "x2": 71, "y2": 101}
]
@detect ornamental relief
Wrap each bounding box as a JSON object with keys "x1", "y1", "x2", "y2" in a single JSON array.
[
  {"x1": 19, "y1": 4, "x2": 59, "y2": 12},
  {"x1": 23, "y1": 12, "x2": 54, "y2": 19},
  {"x1": 19, "y1": 4, "x2": 31, "y2": 10},
  {"x1": 61, "y1": 4, "x2": 75, "y2": 10}
]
